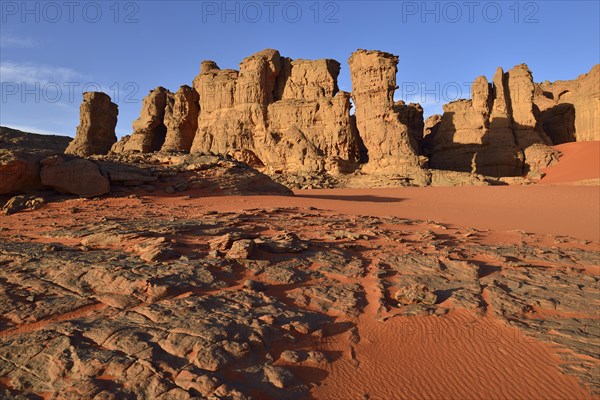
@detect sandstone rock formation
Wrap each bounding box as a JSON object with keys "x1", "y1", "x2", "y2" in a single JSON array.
[
  {"x1": 0, "y1": 126, "x2": 70, "y2": 194},
  {"x1": 422, "y1": 114, "x2": 442, "y2": 155},
  {"x1": 99, "y1": 152, "x2": 293, "y2": 196},
  {"x1": 2, "y1": 127, "x2": 291, "y2": 198},
  {"x1": 1, "y1": 150, "x2": 47, "y2": 194},
  {"x1": 395, "y1": 101, "x2": 425, "y2": 153},
  {"x1": 534, "y1": 64, "x2": 600, "y2": 143},
  {"x1": 428, "y1": 65, "x2": 552, "y2": 176},
  {"x1": 40, "y1": 156, "x2": 110, "y2": 197},
  {"x1": 348, "y1": 50, "x2": 429, "y2": 184},
  {"x1": 506, "y1": 64, "x2": 551, "y2": 148},
  {"x1": 190, "y1": 49, "x2": 361, "y2": 175},
  {"x1": 162, "y1": 85, "x2": 200, "y2": 152},
  {"x1": 2, "y1": 194, "x2": 45, "y2": 215},
  {"x1": 113, "y1": 87, "x2": 171, "y2": 153},
  {"x1": 65, "y1": 92, "x2": 118, "y2": 156},
  {"x1": 74, "y1": 51, "x2": 596, "y2": 186},
  {"x1": 394, "y1": 283, "x2": 437, "y2": 306},
  {"x1": 523, "y1": 143, "x2": 560, "y2": 176}
]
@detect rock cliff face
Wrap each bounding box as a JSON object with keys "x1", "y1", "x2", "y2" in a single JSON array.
[
  {"x1": 65, "y1": 92, "x2": 118, "y2": 157},
  {"x1": 394, "y1": 101, "x2": 425, "y2": 153},
  {"x1": 190, "y1": 49, "x2": 361, "y2": 175},
  {"x1": 428, "y1": 65, "x2": 551, "y2": 177},
  {"x1": 162, "y1": 85, "x2": 200, "y2": 152},
  {"x1": 348, "y1": 50, "x2": 428, "y2": 184},
  {"x1": 506, "y1": 64, "x2": 551, "y2": 148},
  {"x1": 78, "y1": 50, "x2": 597, "y2": 186},
  {"x1": 113, "y1": 87, "x2": 171, "y2": 153},
  {"x1": 534, "y1": 64, "x2": 600, "y2": 143}
]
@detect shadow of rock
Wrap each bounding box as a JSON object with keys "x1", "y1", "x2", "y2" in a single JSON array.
[{"x1": 295, "y1": 194, "x2": 404, "y2": 203}]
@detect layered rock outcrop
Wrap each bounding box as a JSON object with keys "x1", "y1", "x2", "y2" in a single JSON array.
[
  {"x1": 113, "y1": 87, "x2": 171, "y2": 153},
  {"x1": 534, "y1": 64, "x2": 600, "y2": 143},
  {"x1": 395, "y1": 101, "x2": 425, "y2": 153},
  {"x1": 162, "y1": 85, "x2": 200, "y2": 152},
  {"x1": 348, "y1": 50, "x2": 428, "y2": 184},
  {"x1": 74, "y1": 51, "x2": 597, "y2": 186},
  {"x1": 65, "y1": 92, "x2": 118, "y2": 157},
  {"x1": 1, "y1": 126, "x2": 70, "y2": 194},
  {"x1": 1, "y1": 148, "x2": 51, "y2": 194},
  {"x1": 422, "y1": 114, "x2": 442, "y2": 155},
  {"x1": 506, "y1": 65, "x2": 551, "y2": 148},
  {"x1": 190, "y1": 49, "x2": 361, "y2": 175},
  {"x1": 427, "y1": 65, "x2": 552, "y2": 177},
  {"x1": 40, "y1": 156, "x2": 110, "y2": 197}
]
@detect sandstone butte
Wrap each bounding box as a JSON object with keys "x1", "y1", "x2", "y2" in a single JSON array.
[{"x1": 63, "y1": 49, "x2": 599, "y2": 187}]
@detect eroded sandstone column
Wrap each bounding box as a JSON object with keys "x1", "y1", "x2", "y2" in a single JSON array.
[
  {"x1": 65, "y1": 92, "x2": 118, "y2": 157},
  {"x1": 162, "y1": 85, "x2": 200, "y2": 152},
  {"x1": 506, "y1": 64, "x2": 551, "y2": 148},
  {"x1": 112, "y1": 87, "x2": 170, "y2": 153},
  {"x1": 348, "y1": 49, "x2": 428, "y2": 183}
]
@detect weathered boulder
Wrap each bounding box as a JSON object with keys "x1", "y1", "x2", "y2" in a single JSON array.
[
  {"x1": 523, "y1": 143, "x2": 560, "y2": 175},
  {"x1": 162, "y1": 85, "x2": 200, "y2": 152},
  {"x1": 190, "y1": 49, "x2": 361, "y2": 175},
  {"x1": 2, "y1": 195, "x2": 45, "y2": 215},
  {"x1": 113, "y1": 87, "x2": 171, "y2": 153},
  {"x1": 65, "y1": 92, "x2": 118, "y2": 156},
  {"x1": 0, "y1": 150, "x2": 45, "y2": 194},
  {"x1": 534, "y1": 64, "x2": 600, "y2": 143},
  {"x1": 348, "y1": 49, "x2": 429, "y2": 184},
  {"x1": 0, "y1": 127, "x2": 70, "y2": 194},
  {"x1": 394, "y1": 283, "x2": 437, "y2": 306},
  {"x1": 428, "y1": 65, "x2": 551, "y2": 177},
  {"x1": 40, "y1": 156, "x2": 110, "y2": 197},
  {"x1": 226, "y1": 239, "x2": 255, "y2": 260}
]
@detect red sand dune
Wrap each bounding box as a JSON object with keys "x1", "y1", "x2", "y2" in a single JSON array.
[
  {"x1": 163, "y1": 142, "x2": 600, "y2": 242},
  {"x1": 171, "y1": 183, "x2": 599, "y2": 241},
  {"x1": 312, "y1": 311, "x2": 593, "y2": 400},
  {"x1": 541, "y1": 141, "x2": 600, "y2": 184}
]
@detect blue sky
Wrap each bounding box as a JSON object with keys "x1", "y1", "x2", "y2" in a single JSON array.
[{"x1": 1, "y1": 0, "x2": 599, "y2": 138}]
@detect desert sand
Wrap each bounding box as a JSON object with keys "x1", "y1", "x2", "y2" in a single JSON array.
[
  {"x1": 540, "y1": 141, "x2": 600, "y2": 185},
  {"x1": 186, "y1": 141, "x2": 600, "y2": 241}
]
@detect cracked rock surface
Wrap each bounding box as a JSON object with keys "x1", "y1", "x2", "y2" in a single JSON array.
[{"x1": 0, "y1": 195, "x2": 598, "y2": 399}]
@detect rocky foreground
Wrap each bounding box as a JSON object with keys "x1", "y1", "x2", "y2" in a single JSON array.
[{"x1": 1, "y1": 179, "x2": 599, "y2": 399}]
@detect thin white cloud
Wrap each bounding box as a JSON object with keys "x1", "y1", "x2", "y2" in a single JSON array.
[
  {"x1": 0, "y1": 61, "x2": 84, "y2": 85},
  {"x1": 0, "y1": 34, "x2": 37, "y2": 48}
]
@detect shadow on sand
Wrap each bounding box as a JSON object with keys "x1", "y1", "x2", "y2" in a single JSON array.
[{"x1": 294, "y1": 194, "x2": 404, "y2": 203}]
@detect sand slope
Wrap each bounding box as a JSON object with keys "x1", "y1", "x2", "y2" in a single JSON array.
[
  {"x1": 541, "y1": 141, "x2": 600, "y2": 184},
  {"x1": 313, "y1": 312, "x2": 593, "y2": 400},
  {"x1": 178, "y1": 184, "x2": 599, "y2": 241}
]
